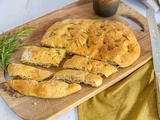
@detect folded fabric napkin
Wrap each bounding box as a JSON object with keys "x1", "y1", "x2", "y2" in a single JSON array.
[{"x1": 78, "y1": 60, "x2": 159, "y2": 120}]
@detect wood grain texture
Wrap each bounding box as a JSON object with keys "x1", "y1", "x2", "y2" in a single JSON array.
[{"x1": 0, "y1": 0, "x2": 152, "y2": 120}]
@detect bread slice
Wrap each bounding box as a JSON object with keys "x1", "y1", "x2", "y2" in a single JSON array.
[
  {"x1": 7, "y1": 63, "x2": 54, "y2": 81},
  {"x1": 53, "y1": 69, "x2": 102, "y2": 87},
  {"x1": 63, "y1": 55, "x2": 118, "y2": 78},
  {"x1": 21, "y1": 46, "x2": 66, "y2": 68},
  {"x1": 40, "y1": 19, "x2": 141, "y2": 67},
  {"x1": 7, "y1": 79, "x2": 82, "y2": 98}
]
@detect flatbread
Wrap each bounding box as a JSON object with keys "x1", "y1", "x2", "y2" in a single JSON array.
[
  {"x1": 7, "y1": 79, "x2": 82, "y2": 98},
  {"x1": 41, "y1": 19, "x2": 140, "y2": 67},
  {"x1": 8, "y1": 63, "x2": 54, "y2": 81},
  {"x1": 63, "y1": 55, "x2": 118, "y2": 78},
  {"x1": 21, "y1": 46, "x2": 66, "y2": 67},
  {"x1": 53, "y1": 69, "x2": 103, "y2": 87}
]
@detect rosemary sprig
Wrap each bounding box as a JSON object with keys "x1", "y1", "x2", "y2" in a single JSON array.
[{"x1": 0, "y1": 27, "x2": 34, "y2": 72}]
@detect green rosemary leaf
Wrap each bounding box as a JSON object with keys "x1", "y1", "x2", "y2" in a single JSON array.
[{"x1": 0, "y1": 27, "x2": 34, "y2": 72}]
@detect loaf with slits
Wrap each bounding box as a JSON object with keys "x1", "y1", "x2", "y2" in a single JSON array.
[
  {"x1": 8, "y1": 63, "x2": 54, "y2": 81},
  {"x1": 7, "y1": 79, "x2": 82, "y2": 98},
  {"x1": 63, "y1": 55, "x2": 118, "y2": 78},
  {"x1": 21, "y1": 46, "x2": 66, "y2": 68},
  {"x1": 53, "y1": 69, "x2": 103, "y2": 87},
  {"x1": 41, "y1": 19, "x2": 140, "y2": 67}
]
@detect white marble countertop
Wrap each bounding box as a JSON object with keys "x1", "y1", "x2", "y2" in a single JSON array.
[{"x1": 0, "y1": 0, "x2": 160, "y2": 120}]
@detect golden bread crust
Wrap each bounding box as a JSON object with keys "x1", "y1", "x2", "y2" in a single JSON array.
[
  {"x1": 41, "y1": 19, "x2": 140, "y2": 67},
  {"x1": 7, "y1": 80, "x2": 82, "y2": 98},
  {"x1": 7, "y1": 63, "x2": 54, "y2": 81},
  {"x1": 63, "y1": 55, "x2": 118, "y2": 78},
  {"x1": 7, "y1": 19, "x2": 141, "y2": 99},
  {"x1": 21, "y1": 46, "x2": 66, "y2": 68},
  {"x1": 53, "y1": 69, "x2": 103, "y2": 87}
]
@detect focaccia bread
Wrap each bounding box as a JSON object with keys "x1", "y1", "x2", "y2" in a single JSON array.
[
  {"x1": 8, "y1": 63, "x2": 54, "y2": 81},
  {"x1": 7, "y1": 79, "x2": 82, "y2": 98},
  {"x1": 41, "y1": 19, "x2": 141, "y2": 67},
  {"x1": 53, "y1": 69, "x2": 102, "y2": 87},
  {"x1": 63, "y1": 55, "x2": 118, "y2": 78},
  {"x1": 21, "y1": 46, "x2": 66, "y2": 68}
]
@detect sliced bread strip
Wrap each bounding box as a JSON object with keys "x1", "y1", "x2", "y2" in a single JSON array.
[
  {"x1": 7, "y1": 63, "x2": 54, "y2": 81},
  {"x1": 21, "y1": 46, "x2": 66, "y2": 68},
  {"x1": 7, "y1": 79, "x2": 82, "y2": 99},
  {"x1": 53, "y1": 69, "x2": 102, "y2": 87},
  {"x1": 63, "y1": 55, "x2": 118, "y2": 78}
]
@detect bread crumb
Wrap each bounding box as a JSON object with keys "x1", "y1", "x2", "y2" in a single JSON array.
[
  {"x1": 22, "y1": 51, "x2": 32, "y2": 60},
  {"x1": 33, "y1": 102, "x2": 37, "y2": 105}
]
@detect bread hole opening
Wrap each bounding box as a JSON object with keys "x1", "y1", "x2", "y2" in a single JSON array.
[{"x1": 121, "y1": 15, "x2": 143, "y2": 31}]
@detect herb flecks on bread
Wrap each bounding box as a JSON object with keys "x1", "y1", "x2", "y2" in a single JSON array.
[
  {"x1": 53, "y1": 69, "x2": 103, "y2": 87},
  {"x1": 63, "y1": 55, "x2": 118, "y2": 78},
  {"x1": 41, "y1": 19, "x2": 140, "y2": 67},
  {"x1": 21, "y1": 46, "x2": 66, "y2": 68},
  {"x1": 6, "y1": 19, "x2": 141, "y2": 99},
  {"x1": 7, "y1": 79, "x2": 82, "y2": 98},
  {"x1": 8, "y1": 63, "x2": 54, "y2": 81}
]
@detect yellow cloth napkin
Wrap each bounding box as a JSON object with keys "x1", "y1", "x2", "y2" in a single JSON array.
[{"x1": 78, "y1": 61, "x2": 159, "y2": 120}]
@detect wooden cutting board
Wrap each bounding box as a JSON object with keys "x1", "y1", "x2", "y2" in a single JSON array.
[{"x1": 0, "y1": 0, "x2": 152, "y2": 120}]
